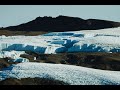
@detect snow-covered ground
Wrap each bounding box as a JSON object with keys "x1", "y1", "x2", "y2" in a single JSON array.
[
  {"x1": 0, "y1": 27, "x2": 120, "y2": 53},
  {"x1": 0, "y1": 62, "x2": 120, "y2": 85}
]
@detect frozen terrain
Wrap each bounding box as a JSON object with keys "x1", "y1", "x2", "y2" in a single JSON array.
[
  {"x1": 0, "y1": 27, "x2": 120, "y2": 54},
  {"x1": 0, "y1": 62, "x2": 120, "y2": 85},
  {"x1": 0, "y1": 27, "x2": 120, "y2": 85}
]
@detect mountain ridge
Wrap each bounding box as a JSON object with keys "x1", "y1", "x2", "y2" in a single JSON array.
[{"x1": 3, "y1": 15, "x2": 120, "y2": 32}]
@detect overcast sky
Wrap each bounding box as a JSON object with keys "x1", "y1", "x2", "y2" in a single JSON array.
[{"x1": 0, "y1": 5, "x2": 120, "y2": 27}]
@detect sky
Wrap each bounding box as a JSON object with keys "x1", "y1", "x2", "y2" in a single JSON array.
[{"x1": 0, "y1": 5, "x2": 120, "y2": 27}]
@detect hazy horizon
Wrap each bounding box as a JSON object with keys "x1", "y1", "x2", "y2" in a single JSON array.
[{"x1": 0, "y1": 5, "x2": 120, "y2": 27}]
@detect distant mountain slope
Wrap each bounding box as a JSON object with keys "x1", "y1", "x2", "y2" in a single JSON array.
[{"x1": 4, "y1": 15, "x2": 120, "y2": 32}]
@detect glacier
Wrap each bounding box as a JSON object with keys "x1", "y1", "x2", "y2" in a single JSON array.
[
  {"x1": 1, "y1": 62, "x2": 120, "y2": 85},
  {"x1": 0, "y1": 27, "x2": 120, "y2": 53}
]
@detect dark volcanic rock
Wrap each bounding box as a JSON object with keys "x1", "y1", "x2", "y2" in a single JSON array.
[
  {"x1": 0, "y1": 78, "x2": 69, "y2": 85},
  {"x1": 4, "y1": 15, "x2": 120, "y2": 32}
]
